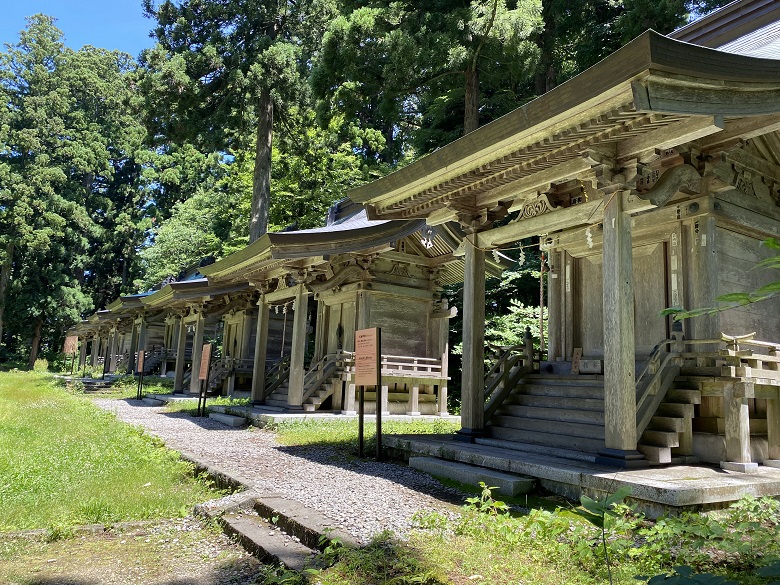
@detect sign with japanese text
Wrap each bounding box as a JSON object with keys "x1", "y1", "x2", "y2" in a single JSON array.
[{"x1": 354, "y1": 328, "x2": 380, "y2": 386}]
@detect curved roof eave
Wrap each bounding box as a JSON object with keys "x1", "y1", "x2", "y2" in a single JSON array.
[{"x1": 347, "y1": 29, "x2": 780, "y2": 212}]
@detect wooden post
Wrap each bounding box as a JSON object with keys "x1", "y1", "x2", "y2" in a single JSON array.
[
  {"x1": 188, "y1": 313, "x2": 205, "y2": 395},
  {"x1": 765, "y1": 394, "x2": 780, "y2": 468},
  {"x1": 108, "y1": 328, "x2": 119, "y2": 373},
  {"x1": 90, "y1": 334, "x2": 100, "y2": 368},
  {"x1": 407, "y1": 384, "x2": 420, "y2": 416},
  {"x1": 547, "y1": 252, "x2": 561, "y2": 361},
  {"x1": 78, "y1": 336, "x2": 88, "y2": 370},
  {"x1": 458, "y1": 234, "x2": 486, "y2": 440},
  {"x1": 721, "y1": 381, "x2": 758, "y2": 472},
  {"x1": 136, "y1": 318, "x2": 148, "y2": 365},
  {"x1": 686, "y1": 216, "x2": 719, "y2": 341},
  {"x1": 287, "y1": 285, "x2": 308, "y2": 408},
  {"x1": 598, "y1": 192, "x2": 642, "y2": 467},
  {"x1": 125, "y1": 324, "x2": 136, "y2": 374},
  {"x1": 173, "y1": 318, "x2": 187, "y2": 393},
  {"x1": 251, "y1": 299, "x2": 270, "y2": 403}
]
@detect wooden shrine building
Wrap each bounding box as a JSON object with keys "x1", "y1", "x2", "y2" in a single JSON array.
[{"x1": 349, "y1": 27, "x2": 780, "y2": 470}]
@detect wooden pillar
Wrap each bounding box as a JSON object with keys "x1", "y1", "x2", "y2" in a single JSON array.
[
  {"x1": 721, "y1": 381, "x2": 758, "y2": 472},
  {"x1": 90, "y1": 334, "x2": 100, "y2": 367},
  {"x1": 126, "y1": 322, "x2": 138, "y2": 374},
  {"x1": 173, "y1": 318, "x2": 187, "y2": 393},
  {"x1": 78, "y1": 336, "x2": 88, "y2": 369},
  {"x1": 251, "y1": 300, "x2": 270, "y2": 403},
  {"x1": 136, "y1": 318, "x2": 148, "y2": 358},
  {"x1": 108, "y1": 328, "x2": 120, "y2": 373},
  {"x1": 188, "y1": 312, "x2": 205, "y2": 395},
  {"x1": 356, "y1": 290, "x2": 370, "y2": 330},
  {"x1": 547, "y1": 252, "x2": 562, "y2": 361},
  {"x1": 458, "y1": 234, "x2": 486, "y2": 440},
  {"x1": 407, "y1": 384, "x2": 420, "y2": 416},
  {"x1": 287, "y1": 285, "x2": 308, "y2": 408},
  {"x1": 598, "y1": 192, "x2": 643, "y2": 467},
  {"x1": 686, "y1": 216, "x2": 719, "y2": 341},
  {"x1": 438, "y1": 300, "x2": 450, "y2": 416},
  {"x1": 766, "y1": 392, "x2": 780, "y2": 468},
  {"x1": 313, "y1": 299, "x2": 327, "y2": 361}
]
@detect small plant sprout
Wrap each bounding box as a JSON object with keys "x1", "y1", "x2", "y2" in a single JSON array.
[
  {"x1": 571, "y1": 485, "x2": 632, "y2": 585},
  {"x1": 464, "y1": 482, "x2": 510, "y2": 516}
]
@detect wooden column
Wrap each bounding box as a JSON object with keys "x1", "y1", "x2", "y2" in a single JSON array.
[
  {"x1": 458, "y1": 234, "x2": 486, "y2": 440},
  {"x1": 313, "y1": 299, "x2": 327, "y2": 361},
  {"x1": 108, "y1": 328, "x2": 120, "y2": 373},
  {"x1": 766, "y1": 391, "x2": 780, "y2": 468},
  {"x1": 136, "y1": 318, "x2": 148, "y2": 360},
  {"x1": 251, "y1": 300, "x2": 270, "y2": 403},
  {"x1": 287, "y1": 285, "x2": 308, "y2": 408},
  {"x1": 547, "y1": 252, "x2": 562, "y2": 361},
  {"x1": 78, "y1": 336, "x2": 88, "y2": 369},
  {"x1": 721, "y1": 381, "x2": 758, "y2": 472},
  {"x1": 437, "y1": 300, "x2": 450, "y2": 416},
  {"x1": 188, "y1": 312, "x2": 205, "y2": 395},
  {"x1": 173, "y1": 318, "x2": 187, "y2": 392},
  {"x1": 126, "y1": 322, "x2": 138, "y2": 374},
  {"x1": 598, "y1": 192, "x2": 642, "y2": 467},
  {"x1": 90, "y1": 334, "x2": 100, "y2": 367},
  {"x1": 686, "y1": 216, "x2": 719, "y2": 341}
]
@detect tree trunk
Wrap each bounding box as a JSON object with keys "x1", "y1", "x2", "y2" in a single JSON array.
[
  {"x1": 249, "y1": 87, "x2": 274, "y2": 242},
  {"x1": 0, "y1": 241, "x2": 14, "y2": 347},
  {"x1": 27, "y1": 318, "x2": 43, "y2": 370},
  {"x1": 464, "y1": 63, "x2": 480, "y2": 135}
]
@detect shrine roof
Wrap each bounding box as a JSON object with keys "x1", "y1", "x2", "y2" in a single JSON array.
[{"x1": 346, "y1": 30, "x2": 780, "y2": 222}]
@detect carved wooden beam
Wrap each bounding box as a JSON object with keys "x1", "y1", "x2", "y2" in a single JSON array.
[{"x1": 636, "y1": 164, "x2": 701, "y2": 207}]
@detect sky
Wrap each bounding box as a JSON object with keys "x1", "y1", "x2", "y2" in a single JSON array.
[{"x1": 1, "y1": 0, "x2": 156, "y2": 58}]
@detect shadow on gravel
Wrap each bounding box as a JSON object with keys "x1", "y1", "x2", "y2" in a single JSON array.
[{"x1": 272, "y1": 442, "x2": 467, "y2": 505}]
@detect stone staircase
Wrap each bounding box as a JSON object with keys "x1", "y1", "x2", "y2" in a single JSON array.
[
  {"x1": 265, "y1": 382, "x2": 290, "y2": 409},
  {"x1": 303, "y1": 377, "x2": 341, "y2": 412},
  {"x1": 484, "y1": 374, "x2": 606, "y2": 456},
  {"x1": 483, "y1": 371, "x2": 704, "y2": 465}
]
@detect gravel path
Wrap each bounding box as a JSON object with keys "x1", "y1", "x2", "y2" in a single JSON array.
[{"x1": 94, "y1": 399, "x2": 464, "y2": 545}]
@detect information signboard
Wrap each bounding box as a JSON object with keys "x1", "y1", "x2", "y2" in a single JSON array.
[
  {"x1": 136, "y1": 350, "x2": 145, "y2": 374},
  {"x1": 354, "y1": 328, "x2": 379, "y2": 386},
  {"x1": 199, "y1": 344, "x2": 212, "y2": 381}
]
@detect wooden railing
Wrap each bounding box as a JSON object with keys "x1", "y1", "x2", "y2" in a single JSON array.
[
  {"x1": 342, "y1": 353, "x2": 445, "y2": 379},
  {"x1": 263, "y1": 356, "x2": 290, "y2": 400},
  {"x1": 635, "y1": 336, "x2": 681, "y2": 437},
  {"x1": 483, "y1": 327, "x2": 539, "y2": 420},
  {"x1": 301, "y1": 351, "x2": 351, "y2": 404}
]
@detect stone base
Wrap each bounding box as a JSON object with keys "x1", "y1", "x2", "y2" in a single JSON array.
[
  {"x1": 596, "y1": 448, "x2": 648, "y2": 469},
  {"x1": 763, "y1": 460, "x2": 780, "y2": 469},
  {"x1": 406, "y1": 411, "x2": 421, "y2": 416},
  {"x1": 455, "y1": 428, "x2": 485, "y2": 443},
  {"x1": 720, "y1": 461, "x2": 759, "y2": 473}
]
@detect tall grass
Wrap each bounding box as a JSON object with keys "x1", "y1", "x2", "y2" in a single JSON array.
[{"x1": 0, "y1": 371, "x2": 218, "y2": 531}]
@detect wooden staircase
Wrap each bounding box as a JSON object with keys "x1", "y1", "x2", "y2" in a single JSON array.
[{"x1": 485, "y1": 375, "x2": 606, "y2": 456}]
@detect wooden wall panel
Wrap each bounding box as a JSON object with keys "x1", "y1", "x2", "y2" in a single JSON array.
[
  {"x1": 717, "y1": 228, "x2": 780, "y2": 340},
  {"x1": 369, "y1": 295, "x2": 429, "y2": 356},
  {"x1": 633, "y1": 243, "x2": 668, "y2": 355}
]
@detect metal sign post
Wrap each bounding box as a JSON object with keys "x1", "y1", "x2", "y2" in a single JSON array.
[
  {"x1": 355, "y1": 328, "x2": 381, "y2": 460},
  {"x1": 136, "y1": 350, "x2": 145, "y2": 400},
  {"x1": 196, "y1": 343, "x2": 212, "y2": 417}
]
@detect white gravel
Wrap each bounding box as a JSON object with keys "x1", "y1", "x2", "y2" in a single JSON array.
[{"x1": 93, "y1": 399, "x2": 463, "y2": 545}]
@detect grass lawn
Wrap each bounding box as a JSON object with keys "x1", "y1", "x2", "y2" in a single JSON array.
[{"x1": 0, "y1": 370, "x2": 218, "y2": 531}]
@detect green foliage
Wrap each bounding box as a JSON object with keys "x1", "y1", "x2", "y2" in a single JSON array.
[
  {"x1": 0, "y1": 371, "x2": 219, "y2": 530},
  {"x1": 663, "y1": 238, "x2": 780, "y2": 321},
  {"x1": 463, "y1": 482, "x2": 510, "y2": 516}
]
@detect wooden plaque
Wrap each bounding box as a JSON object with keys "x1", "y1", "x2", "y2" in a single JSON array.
[
  {"x1": 136, "y1": 350, "x2": 145, "y2": 374},
  {"x1": 354, "y1": 328, "x2": 379, "y2": 386},
  {"x1": 198, "y1": 343, "x2": 212, "y2": 381},
  {"x1": 572, "y1": 347, "x2": 582, "y2": 375}
]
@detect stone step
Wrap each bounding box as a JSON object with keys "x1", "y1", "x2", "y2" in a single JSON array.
[
  {"x1": 665, "y1": 388, "x2": 702, "y2": 404},
  {"x1": 523, "y1": 375, "x2": 604, "y2": 386},
  {"x1": 141, "y1": 397, "x2": 165, "y2": 406},
  {"x1": 208, "y1": 412, "x2": 247, "y2": 428},
  {"x1": 219, "y1": 513, "x2": 317, "y2": 572},
  {"x1": 252, "y1": 497, "x2": 358, "y2": 551},
  {"x1": 640, "y1": 429, "x2": 680, "y2": 448},
  {"x1": 486, "y1": 425, "x2": 605, "y2": 453},
  {"x1": 509, "y1": 393, "x2": 604, "y2": 411},
  {"x1": 474, "y1": 437, "x2": 598, "y2": 463},
  {"x1": 497, "y1": 404, "x2": 604, "y2": 425},
  {"x1": 648, "y1": 416, "x2": 686, "y2": 432},
  {"x1": 637, "y1": 444, "x2": 672, "y2": 465},
  {"x1": 518, "y1": 383, "x2": 603, "y2": 400},
  {"x1": 490, "y1": 414, "x2": 604, "y2": 440},
  {"x1": 408, "y1": 456, "x2": 535, "y2": 497},
  {"x1": 656, "y1": 403, "x2": 694, "y2": 418}
]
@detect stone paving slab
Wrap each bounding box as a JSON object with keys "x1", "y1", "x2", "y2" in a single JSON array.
[
  {"x1": 386, "y1": 434, "x2": 780, "y2": 517},
  {"x1": 409, "y1": 456, "x2": 535, "y2": 496}
]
